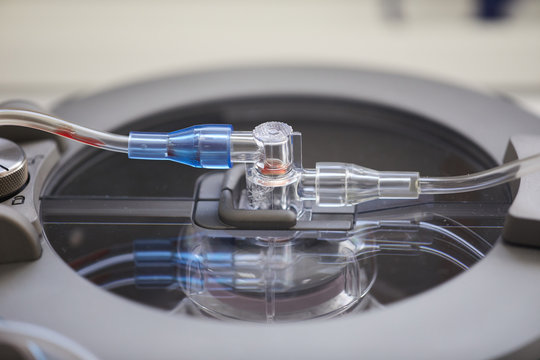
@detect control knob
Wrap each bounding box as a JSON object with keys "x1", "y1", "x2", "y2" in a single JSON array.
[{"x1": 0, "y1": 138, "x2": 28, "y2": 199}]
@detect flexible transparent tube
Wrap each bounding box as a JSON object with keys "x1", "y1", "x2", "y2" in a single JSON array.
[
  {"x1": 3, "y1": 106, "x2": 538, "y2": 199},
  {"x1": 0, "y1": 108, "x2": 129, "y2": 153},
  {"x1": 0, "y1": 107, "x2": 260, "y2": 168},
  {"x1": 418, "y1": 154, "x2": 540, "y2": 194},
  {"x1": 304, "y1": 154, "x2": 540, "y2": 207}
]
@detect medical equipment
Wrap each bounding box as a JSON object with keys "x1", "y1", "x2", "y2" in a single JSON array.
[
  {"x1": 1, "y1": 104, "x2": 539, "y2": 211},
  {"x1": 1, "y1": 67, "x2": 540, "y2": 359}
]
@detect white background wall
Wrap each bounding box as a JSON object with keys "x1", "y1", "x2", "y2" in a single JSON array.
[{"x1": 1, "y1": 0, "x2": 539, "y2": 113}]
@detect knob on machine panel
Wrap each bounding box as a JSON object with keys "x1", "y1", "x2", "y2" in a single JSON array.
[{"x1": 0, "y1": 138, "x2": 28, "y2": 199}]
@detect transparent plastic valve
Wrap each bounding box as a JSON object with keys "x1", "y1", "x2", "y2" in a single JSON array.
[{"x1": 245, "y1": 122, "x2": 303, "y2": 211}]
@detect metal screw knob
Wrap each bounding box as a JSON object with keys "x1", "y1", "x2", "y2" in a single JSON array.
[{"x1": 0, "y1": 138, "x2": 28, "y2": 199}]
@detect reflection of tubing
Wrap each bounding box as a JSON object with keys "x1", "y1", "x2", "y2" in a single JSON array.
[
  {"x1": 0, "y1": 319, "x2": 99, "y2": 360},
  {"x1": 432, "y1": 213, "x2": 493, "y2": 251},
  {"x1": 92, "y1": 222, "x2": 482, "y2": 283},
  {"x1": 351, "y1": 219, "x2": 485, "y2": 262},
  {"x1": 84, "y1": 222, "x2": 480, "y2": 322},
  {"x1": 418, "y1": 222, "x2": 484, "y2": 260},
  {"x1": 418, "y1": 246, "x2": 469, "y2": 270},
  {"x1": 77, "y1": 219, "x2": 485, "y2": 284},
  {"x1": 101, "y1": 278, "x2": 136, "y2": 290},
  {"x1": 77, "y1": 253, "x2": 134, "y2": 276}
]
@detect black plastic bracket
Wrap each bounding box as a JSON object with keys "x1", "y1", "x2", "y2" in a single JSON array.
[
  {"x1": 218, "y1": 166, "x2": 297, "y2": 229},
  {"x1": 192, "y1": 166, "x2": 355, "y2": 231},
  {"x1": 503, "y1": 135, "x2": 540, "y2": 248}
]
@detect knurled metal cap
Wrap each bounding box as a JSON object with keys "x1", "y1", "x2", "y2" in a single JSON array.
[{"x1": 0, "y1": 138, "x2": 28, "y2": 199}]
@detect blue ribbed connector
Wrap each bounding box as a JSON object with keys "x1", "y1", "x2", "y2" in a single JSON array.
[{"x1": 128, "y1": 124, "x2": 232, "y2": 169}]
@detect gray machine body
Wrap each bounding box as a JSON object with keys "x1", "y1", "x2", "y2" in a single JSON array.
[{"x1": 1, "y1": 67, "x2": 540, "y2": 359}]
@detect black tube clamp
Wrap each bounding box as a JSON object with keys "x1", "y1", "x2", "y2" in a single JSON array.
[
  {"x1": 192, "y1": 167, "x2": 354, "y2": 232},
  {"x1": 217, "y1": 166, "x2": 297, "y2": 229}
]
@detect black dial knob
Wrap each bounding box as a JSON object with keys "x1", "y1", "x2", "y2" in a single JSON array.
[{"x1": 0, "y1": 138, "x2": 28, "y2": 199}]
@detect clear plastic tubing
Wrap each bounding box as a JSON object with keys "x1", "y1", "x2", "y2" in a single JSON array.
[
  {"x1": 0, "y1": 108, "x2": 129, "y2": 153},
  {"x1": 302, "y1": 155, "x2": 540, "y2": 206},
  {"x1": 0, "y1": 107, "x2": 259, "y2": 169},
  {"x1": 2, "y1": 105, "x2": 540, "y2": 198},
  {"x1": 418, "y1": 153, "x2": 540, "y2": 194}
]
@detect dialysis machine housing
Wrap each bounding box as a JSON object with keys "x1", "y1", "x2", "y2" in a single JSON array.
[{"x1": 1, "y1": 67, "x2": 540, "y2": 359}]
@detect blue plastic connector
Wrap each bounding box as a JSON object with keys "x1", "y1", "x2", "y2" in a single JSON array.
[{"x1": 128, "y1": 124, "x2": 232, "y2": 169}]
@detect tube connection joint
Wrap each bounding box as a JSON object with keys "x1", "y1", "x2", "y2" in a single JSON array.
[
  {"x1": 128, "y1": 125, "x2": 232, "y2": 169},
  {"x1": 300, "y1": 163, "x2": 419, "y2": 207}
]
